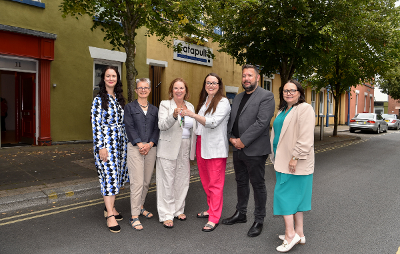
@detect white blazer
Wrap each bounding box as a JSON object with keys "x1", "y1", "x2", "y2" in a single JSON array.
[
  {"x1": 157, "y1": 99, "x2": 197, "y2": 160},
  {"x1": 196, "y1": 97, "x2": 231, "y2": 159}
]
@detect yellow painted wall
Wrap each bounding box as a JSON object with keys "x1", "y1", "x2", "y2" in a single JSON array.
[
  {"x1": 146, "y1": 36, "x2": 243, "y2": 107},
  {"x1": 0, "y1": 0, "x2": 128, "y2": 142},
  {"x1": 270, "y1": 77, "x2": 347, "y2": 126}
]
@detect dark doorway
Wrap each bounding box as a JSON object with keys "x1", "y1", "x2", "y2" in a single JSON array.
[
  {"x1": 149, "y1": 66, "x2": 163, "y2": 108},
  {"x1": 0, "y1": 71, "x2": 36, "y2": 146}
]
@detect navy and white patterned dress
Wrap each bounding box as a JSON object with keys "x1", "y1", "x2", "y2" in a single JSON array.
[{"x1": 91, "y1": 95, "x2": 129, "y2": 196}]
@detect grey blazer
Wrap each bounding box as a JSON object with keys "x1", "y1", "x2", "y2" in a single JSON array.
[
  {"x1": 227, "y1": 86, "x2": 275, "y2": 156},
  {"x1": 124, "y1": 100, "x2": 159, "y2": 146}
]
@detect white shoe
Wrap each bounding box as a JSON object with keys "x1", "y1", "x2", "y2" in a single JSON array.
[
  {"x1": 279, "y1": 234, "x2": 306, "y2": 244},
  {"x1": 276, "y1": 233, "x2": 301, "y2": 253}
]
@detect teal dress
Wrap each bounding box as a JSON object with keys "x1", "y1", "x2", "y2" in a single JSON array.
[{"x1": 272, "y1": 107, "x2": 313, "y2": 216}]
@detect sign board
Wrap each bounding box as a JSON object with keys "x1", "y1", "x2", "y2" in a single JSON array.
[
  {"x1": 173, "y1": 39, "x2": 213, "y2": 67},
  {"x1": 0, "y1": 57, "x2": 36, "y2": 72}
]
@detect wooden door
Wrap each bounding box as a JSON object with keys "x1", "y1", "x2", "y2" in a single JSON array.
[
  {"x1": 149, "y1": 66, "x2": 162, "y2": 108},
  {"x1": 18, "y1": 73, "x2": 35, "y2": 144}
]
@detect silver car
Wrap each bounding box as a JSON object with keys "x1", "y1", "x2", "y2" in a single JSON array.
[
  {"x1": 349, "y1": 113, "x2": 388, "y2": 134},
  {"x1": 382, "y1": 114, "x2": 400, "y2": 130}
]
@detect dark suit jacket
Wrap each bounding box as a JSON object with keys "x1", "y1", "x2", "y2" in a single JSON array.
[
  {"x1": 124, "y1": 100, "x2": 160, "y2": 146},
  {"x1": 227, "y1": 86, "x2": 275, "y2": 156}
]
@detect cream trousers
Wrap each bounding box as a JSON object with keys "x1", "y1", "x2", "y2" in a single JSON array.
[
  {"x1": 127, "y1": 143, "x2": 157, "y2": 216},
  {"x1": 156, "y1": 139, "x2": 190, "y2": 222}
]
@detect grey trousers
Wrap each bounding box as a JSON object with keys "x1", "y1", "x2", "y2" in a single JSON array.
[{"x1": 127, "y1": 142, "x2": 157, "y2": 216}]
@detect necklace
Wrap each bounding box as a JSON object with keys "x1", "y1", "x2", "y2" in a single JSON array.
[{"x1": 138, "y1": 101, "x2": 149, "y2": 108}]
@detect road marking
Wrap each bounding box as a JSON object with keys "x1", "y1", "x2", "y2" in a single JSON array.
[
  {"x1": 3, "y1": 132, "x2": 397, "y2": 226},
  {"x1": 0, "y1": 173, "x2": 230, "y2": 226}
]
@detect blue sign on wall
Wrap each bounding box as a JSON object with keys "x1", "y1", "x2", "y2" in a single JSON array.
[{"x1": 173, "y1": 40, "x2": 213, "y2": 67}]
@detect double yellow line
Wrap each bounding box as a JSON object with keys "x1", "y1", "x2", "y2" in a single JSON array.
[
  {"x1": 0, "y1": 169, "x2": 236, "y2": 226},
  {"x1": 2, "y1": 135, "x2": 370, "y2": 227}
]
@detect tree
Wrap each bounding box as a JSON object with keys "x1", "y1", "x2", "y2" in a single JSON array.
[
  {"x1": 304, "y1": 0, "x2": 400, "y2": 135},
  {"x1": 203, "y1": 0, "x2": 333, "y2": 87},
  {"x1": 60, "y1": 0, "x2": 206, "y2": 102},
  {"x1": 378, "y1": 64, "x2": 400, "y2": 100}
]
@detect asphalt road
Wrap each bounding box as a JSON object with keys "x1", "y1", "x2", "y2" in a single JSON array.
[{"x1": 1, "y1": 130, "x2": 399, "y2": 254}]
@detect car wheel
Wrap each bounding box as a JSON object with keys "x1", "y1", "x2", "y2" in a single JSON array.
[
  {"x1": 350, "y1": 128, "x2": 355, "y2": 133},
  {"x1": 384, "y1": 126, "x2": 388, "y2": 132},
  {"x1": 397, "y1": 124, "x2": 399, "y2": 130},
  {"x1": 376, "y1": 125, "x2": 380, "y2": 134}
]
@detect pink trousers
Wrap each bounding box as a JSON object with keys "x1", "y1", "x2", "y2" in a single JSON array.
[{"x1": 196, "y1": 136, "x2": 226, "y2": 224}]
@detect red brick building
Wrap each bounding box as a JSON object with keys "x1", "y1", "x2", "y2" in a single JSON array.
[{"x1": 387, "y1": 96, "x2": 400, "y2": 116}]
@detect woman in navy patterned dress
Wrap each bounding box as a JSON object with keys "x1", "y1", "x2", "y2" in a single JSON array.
[{"x1": 91, "y1": 66, "x2": 128, "y2": 233}]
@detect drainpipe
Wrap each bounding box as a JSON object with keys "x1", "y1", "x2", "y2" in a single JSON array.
[{"x1": 347, "y1": 89, "x2": 351, "y2": 125}]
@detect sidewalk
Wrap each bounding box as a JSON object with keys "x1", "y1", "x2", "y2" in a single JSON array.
[{"x1": 0, "y1": 125, "x2": 355, "y2": 212}]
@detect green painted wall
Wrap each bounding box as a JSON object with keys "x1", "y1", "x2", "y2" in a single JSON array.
[{"x1": 0, "y1": 0, "x2": 137, "y2": 142}]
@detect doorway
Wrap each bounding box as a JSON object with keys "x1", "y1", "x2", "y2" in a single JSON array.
[
  {"x1": 0, "y1": 71, "x2": 36, "y2": 146},
  {"x1": 149, "y1": 66, "x2": 163, "y2": 108}
]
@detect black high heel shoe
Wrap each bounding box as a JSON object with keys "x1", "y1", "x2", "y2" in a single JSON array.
[
  {"x1": 104, "y1": 207, "x2": 123, "y2": 221},
  {"x1": 106, "y1": 215, "x2": 121, "y2": 233}
]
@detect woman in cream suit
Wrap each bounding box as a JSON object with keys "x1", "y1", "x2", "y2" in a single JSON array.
[
  {"x1": 182, "y1": 73, "x2": 231, "y2": 232},
  {"x1": 156, "y1": 78, "x2": 196, "y2": 229},
  {"x1": 270, "y1": 80, "x2": 315, "y2": 252}
]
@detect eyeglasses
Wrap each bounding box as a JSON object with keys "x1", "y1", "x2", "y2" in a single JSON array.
[
  {"x1": 206, "y1": 81, "x2": 219, "y2": 86},
  {"x1": 283, "y1": 89, "x2": 298, "y2": 95},
  {"x1": 136, "y1": 87, "x2": 150, "y2": 91}
]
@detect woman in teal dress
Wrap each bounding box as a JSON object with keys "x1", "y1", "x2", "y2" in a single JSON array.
[{"x1": 270, "y1": 80, "x2": 315, "y2": 253}]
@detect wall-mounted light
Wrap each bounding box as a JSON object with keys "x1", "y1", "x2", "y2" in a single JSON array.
[{"x1": 53, "y1": 83, "x2": 57, "y2": 87}]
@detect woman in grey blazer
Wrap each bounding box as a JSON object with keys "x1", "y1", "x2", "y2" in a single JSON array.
[
  {"x1": 124, "y1": 78, "x2": 160, "y2": 231},
  {"x1": 182, "y1": 73, "x2": 231, "y2": 232},
  {"x1": 156, "y1": 78, "x2": 196, "y2": 229}
]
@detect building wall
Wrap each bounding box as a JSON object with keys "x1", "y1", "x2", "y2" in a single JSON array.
[
  {"x1": 387, "y1": 96, "x2": 400, "y2": 116},
  {"x1": 146, "y1": 36, "x2": 243, "y2": 107},
  {"x1": 0, "y1": 0, "x2": 128, "y2": 142},
  {"x1": 346, "y1": 84, "x2": 374, "y2": 120}
]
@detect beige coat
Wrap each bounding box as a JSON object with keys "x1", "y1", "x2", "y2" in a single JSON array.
[
  {"x1": 269, "y1": 103, "x2": 315, "y2": 175},
  {"x1": 157, "y1": 99, "x2": 197, "y2": 161}
]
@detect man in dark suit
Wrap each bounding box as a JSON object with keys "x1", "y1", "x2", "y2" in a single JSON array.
[{"x1": 222, "y1": 64, "x2": 275, "y2": 237}]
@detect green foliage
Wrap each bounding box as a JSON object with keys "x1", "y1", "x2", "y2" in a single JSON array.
[
  {"x1": 204, "y1": 0, "x2": 333, "y2": 85},
  {"x1": 379, "y1": 64, "x2": 400, "y2": 100},
  {"x1": 60, "y1": 0, "x2": 207, "y2": 101}
]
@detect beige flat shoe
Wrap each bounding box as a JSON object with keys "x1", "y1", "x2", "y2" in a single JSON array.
[{"x1": 279, "y1": 234, "x2": 306, "y2": 244}]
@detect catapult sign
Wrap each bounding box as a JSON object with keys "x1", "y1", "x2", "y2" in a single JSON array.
[{"x1": 173, "y1": 39, "x2": 213, "y2": 67}]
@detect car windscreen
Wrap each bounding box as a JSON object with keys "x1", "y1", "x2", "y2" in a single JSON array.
[
  {"x1": 354, "y1": 113, "x2": 374, "y2": 119},
  {"x1": 382, "y1": 114, "x2": 395, "y2": 119}
]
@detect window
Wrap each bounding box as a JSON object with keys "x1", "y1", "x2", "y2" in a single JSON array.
[
  {"x1": 369, "y1": 96, "x2": 372, "y2": 113},
  {"x1": 319, "y1": 91, "x2": 324, "y2": 115},
  {"x1": 311, "y1": 90, "x2": 316, "y2": 111},
  {"x1": 328, "y1": 92, "x2": 333, "y2": 115},
  {"x1": 93, "y1": 59, "x2": 121, "y2": 99},
  {"x1": 263, "y1": 79, "x2": 272, "y2": 91},
  {"x1": 364, "y1": 95, "x2": 367, "y2": 112},
  {"x1": 355, "y1": 94, "x2": 359, "y2": 115}
]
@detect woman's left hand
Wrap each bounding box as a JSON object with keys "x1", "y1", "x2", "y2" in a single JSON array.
[
  {"x1": 139, "y1": 143, "x2": 152, "y2": 155},
  {"x1": 288, "y1": 159, "x2": 298, "y2": 173}
]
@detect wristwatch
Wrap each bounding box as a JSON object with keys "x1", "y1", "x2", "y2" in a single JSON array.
[{"x1": 292, "y1": 156, "x2": 299, "y2": 160}]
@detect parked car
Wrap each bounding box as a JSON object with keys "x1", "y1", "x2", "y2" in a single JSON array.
[
  {"x1": 382, "y1": 114, "x2": 400, "y2": 130},
  {"x1": 349, "y1": 113, "x2": 388, "y2": 134}
]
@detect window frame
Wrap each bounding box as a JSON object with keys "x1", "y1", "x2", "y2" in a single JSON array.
[{"x1": 92, "y1": 59, "x2": 122, "y2": 99}]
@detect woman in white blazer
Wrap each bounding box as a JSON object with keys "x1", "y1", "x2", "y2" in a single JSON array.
[
  {"x1": 182, "y1": 73, "x2": 231, "y2": 232},
  {"x1": 156, "y1": 78, "x2": 196, "y2": 229},
  {"x1": 269, "y1": 80, "x2": 315, "y2": 252}
]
